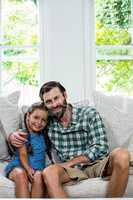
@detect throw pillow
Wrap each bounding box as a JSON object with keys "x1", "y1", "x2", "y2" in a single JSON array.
[
  {"x1": 20, "y1": 105, "x2": 29, "y2": 129},
  {"x1": 0, "y1": 91, "x2": 20, "y2": 137},
  {"x1": 125, "y1": 133, "x2": 133, "y2": 163},
  {"x1": 93, "y1": 91, "x2": 133, "y2": 151},
  {"x1": 0, "y1": 120, "x2": 10, "y2": 160},
  {"x1": 73, "y1": 99, "x2": 90, "y2": 107}
]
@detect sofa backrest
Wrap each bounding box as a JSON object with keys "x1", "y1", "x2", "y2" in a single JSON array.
[
  {"x1": 18, "y1": 92, "x2": 133, "y2": 162},
  {"x1": 0, "y1": 90, "x2": 133, "y2": 162},
  {"x1": 93, "y1": 91, "x2": 133, "y2": 157}
]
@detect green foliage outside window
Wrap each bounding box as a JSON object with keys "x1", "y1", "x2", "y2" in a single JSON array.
[
  {"x1": 3, "y1": 61, "x2": 38, "y2": 86},
  {"x1": 2, "y1": 0, "x2": 133, "y2": 92},
  {"x1": 96, "y1": 0, "x2": 133, "y2": 94},
  {"x1": 2, "y1": 0, "x2": 39, "y2": 87},
  {"x1": 96, "y1": 0, "x2": 131, "y2": 28}
]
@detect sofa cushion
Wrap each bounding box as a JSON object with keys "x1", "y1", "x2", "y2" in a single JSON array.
[
  {"x1": 125, "y1": 134, "x2": 133, "y2": 162},
  {"x1": 19, "y1": 105, "x2": 29, "y2": 129},
  {"x1": 0, "y1": 159, "x2": 133, "y2": 198},
  {"x1": 0, "y1": 91, "x2": 20, "y2": 160},
  {"x1": 93, "y1": 91, "x2": 133, "y2": 151},
  {"x1": 0, "y1": 173, "x2": 15, "y2": 198},
  {"x1": 0, "y1": 91, "x2": 20, "y2": 137},
  {"x1": 0, "y1": 168, "x2": 133, "y2": 198},
  {"x1": 0, "y1": 121, "x2": 10, "y2": 160}
]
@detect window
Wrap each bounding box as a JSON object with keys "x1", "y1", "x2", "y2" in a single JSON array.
[
  {"x1": 0, "y1": 0, "x2": 40, "y2": 105},
  {"x1": 95, "y1": 0, "x2": 133, "y2": 96}
]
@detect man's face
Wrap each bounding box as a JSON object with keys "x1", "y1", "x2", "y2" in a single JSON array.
[{"x1": 42, "y1": 87, "x2": 67, "y2": 119}]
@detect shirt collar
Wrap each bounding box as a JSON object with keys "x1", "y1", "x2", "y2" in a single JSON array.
[{"x1": 71, "y1": 105, "x2": 78, "y2": 125}]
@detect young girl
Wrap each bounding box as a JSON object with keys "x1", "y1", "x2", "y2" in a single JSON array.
[{"x1": 5, "y1": 102, "x2": 53, "y2": 198}]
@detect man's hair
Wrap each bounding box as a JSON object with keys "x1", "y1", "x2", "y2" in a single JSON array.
[{"x1": 39, "y1": 81, "x2": 66, "y2": 101}]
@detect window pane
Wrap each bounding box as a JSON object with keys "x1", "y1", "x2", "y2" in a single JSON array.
[
  {"x1": 0, "y1": 0, "x2": 40, "y2": 105},
  {"x1": 1, "y1": 60, "x2": 40, "y2": 105},
  {"x1": 95, "y1": 0, "x2": 133, "y2": 95},
  {"x1": 2, "y1": 0, "x2": 39, "y2": 46},
  {"x1": 96, "y1": 60, "x2": 133, "y2": 94}
]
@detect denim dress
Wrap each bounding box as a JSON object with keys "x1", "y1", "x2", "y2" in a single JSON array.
[{"x1": 5, "y1": 129, "x2": 46, "y2": 177}]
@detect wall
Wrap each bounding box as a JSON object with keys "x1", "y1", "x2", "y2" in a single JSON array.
[{"x1": 39, "y1": 0, "x2": 95, "y2": 103}]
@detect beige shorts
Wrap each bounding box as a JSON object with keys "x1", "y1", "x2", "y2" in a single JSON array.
[{"x1": 64, "y1": 156, "x2": 111, "y2": 185}]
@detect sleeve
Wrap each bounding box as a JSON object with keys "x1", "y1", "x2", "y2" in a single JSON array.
[{"x1": 84, "y1": 109, "x2": 109, "y2": 161}]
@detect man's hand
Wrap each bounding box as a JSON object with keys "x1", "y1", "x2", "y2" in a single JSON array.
[
  {"x1": 58, "y1": 161, "x2": 73, "y2": 168},
  {"x1": 9, "y1": 131, "x2": 27, "y2": 147},
  {"x1": 58, "y1": 155, "x2": 90, "y2": 168}
]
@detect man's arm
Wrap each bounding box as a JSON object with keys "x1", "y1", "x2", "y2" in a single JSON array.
[
  {"x1": 60, "y1": 108, "x2": 109, "y2": 168},
  {"x1": 58, "y1": 155, "x2": 90, "y2": 168},
  {"x1": 81, "y1": 108, "x2": 109, "y2": 161},
  {"x1": 8, "y1": 131, "x2": 28, "y2": 148}
]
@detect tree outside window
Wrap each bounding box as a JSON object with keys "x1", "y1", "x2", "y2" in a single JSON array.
[
  {"x1": 95, "y1": 0, "x2": 133, "y2": 95},
  {"x1": 0, "y1": 0, "x2": 39, "y2": 105}
]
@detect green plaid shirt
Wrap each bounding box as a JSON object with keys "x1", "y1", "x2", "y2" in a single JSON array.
[{"x1": 48, "y1": 105, "x2": 109, "y2": 162}]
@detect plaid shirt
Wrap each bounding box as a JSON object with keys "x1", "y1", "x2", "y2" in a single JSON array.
[{"x1": 48, "y1": 105, "x2": 109, "y2": 162}]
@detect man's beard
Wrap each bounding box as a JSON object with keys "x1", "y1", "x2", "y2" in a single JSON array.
[{"x1": 48, "y1": 99, "x2": 67, "y2": 120}]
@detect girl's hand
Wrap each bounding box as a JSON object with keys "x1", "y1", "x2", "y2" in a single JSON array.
[{"x1": 27, "y1": 167, "x2": 35, "y2": 182}]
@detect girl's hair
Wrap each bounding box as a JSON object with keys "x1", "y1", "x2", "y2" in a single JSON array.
[{"x1": 24, "y1": 102, "x2": 54, "y2": 163}]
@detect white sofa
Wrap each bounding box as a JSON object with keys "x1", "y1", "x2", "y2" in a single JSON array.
[{"x1": 0, "y1": 91, "x2": 133, "y2": 198}]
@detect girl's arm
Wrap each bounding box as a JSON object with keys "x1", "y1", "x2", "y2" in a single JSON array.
[
  {"x1": 19, "y1": 145, "x2": 30, "y2": 171},
  {"x1": 18, "y1": 145, "x2": 35, "y2": 181}
]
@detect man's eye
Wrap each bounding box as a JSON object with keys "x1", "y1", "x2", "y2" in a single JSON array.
[
  {"x1": 45, "y1": 100, "x2": 51, "y2": 104},
  {"x1": 54, "y1": 96, "x2": 58, "y2": 100}
]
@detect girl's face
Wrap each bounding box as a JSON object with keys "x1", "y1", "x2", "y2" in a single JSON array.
[{"x1": 27, "y1": 109, "x2": 48, "y2": 132}]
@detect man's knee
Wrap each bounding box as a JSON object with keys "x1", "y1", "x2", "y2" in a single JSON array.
[
  {"x1": 42, "y1": 164, "x2": 62, "y2": 184},
  {"x1": 110, "y1": 148, "x2": 130, "y2": 171}
]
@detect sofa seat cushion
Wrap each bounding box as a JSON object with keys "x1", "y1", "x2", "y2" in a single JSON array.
[
  {"x1": 0, "y1": 173, "x2": 15, "y2": 198},
  {"x1": 65, "y1": 177, "x2": 107, "y2": 197},
  {"x1": 65, "y1": 175, "x2": 133, "y2": 198},
  {"x1": 0, "y1": 174, "x2": 133, "y2": 198},
  {"x1": 0, "y1": 160, "x2": 133, "y2": 198}
]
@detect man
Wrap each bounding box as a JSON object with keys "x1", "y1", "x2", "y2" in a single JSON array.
[{"x1": 9, "y1": 81, "x2": 130, "y2": 198}]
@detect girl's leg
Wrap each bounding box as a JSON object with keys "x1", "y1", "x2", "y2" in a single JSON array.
[
  {"x1": 9, "y1": 167, "x2": 30, "y2": 198},
  {"x1": 31, "y1": 170, "x2": 47, "y2": 198}
]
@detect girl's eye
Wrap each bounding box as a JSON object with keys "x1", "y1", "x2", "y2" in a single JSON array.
[{"x1": 34, "y1": 116, "x2": 38, "y2": 119}]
